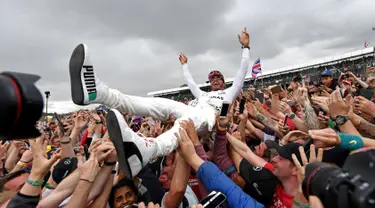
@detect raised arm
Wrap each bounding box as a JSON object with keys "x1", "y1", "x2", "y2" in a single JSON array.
[
  {"x1": 179, "y1": 53, "x2": 203, "y2": 98},
  {"x1": 225, "y1": 27, "x2": 251, "y2": 102}
]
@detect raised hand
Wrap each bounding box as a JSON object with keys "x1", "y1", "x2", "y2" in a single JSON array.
[
  {"x1": 354, "y1": 96, "x2": 375, "y2": 116},
  {"x1": 308, "y1": 128, "x2": 340, "y2": 148},
  {"x1": 179, "y1": 53, "x2": 188, "y2": 65},
  {"x1": 328, "y1": 89, "x2": 350, "y2": 118},
  {"x1": 74, "y1": 114, "x2": 89, "y2": 130},
  {"x1": 29, "y1": 136, "x2": 61, "y2": 178},
  {"x1": 179, "y1": 120, "x2": 200, "y2": 145},
  {"x1": 238, "y1": 27, "x2": 250, "y2": 47},
  {"x1": 292, "y1": 144, "x2": 323, "y2": 192},
  {"x1": 79, "y1": 150, "x2": 101, "y2": 182},
  {"x1": 175, "y1": 128, "x2": 196, "y2": 163},
  {"x1": 279, "y1": 101, "x2": 293, "y2": 115}
]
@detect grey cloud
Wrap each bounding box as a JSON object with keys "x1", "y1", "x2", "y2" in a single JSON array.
[{"x1": 1, "y1": 0, "x2": 375, "y2": 113}]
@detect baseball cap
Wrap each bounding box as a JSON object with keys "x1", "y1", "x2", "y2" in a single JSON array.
[
  {"x1": 265, "y1": 141, "x2": 304, "y2": 165},
  {"x1": 240, "y1": 159, "x2": 279, "y2": 205},
  {"x1": 208, "y1": 70, "x2": 224, "y2": 82},
  {"x1": 321, "y1": 69, "x2": 333, "y2": 77},
  {"x1": 52, "y1": 157, "x2": 78, "y2": 184}
]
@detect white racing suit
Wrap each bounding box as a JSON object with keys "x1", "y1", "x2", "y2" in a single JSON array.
[{"x1": 100, "y1": 48, "x2": 250, "y2": 161}]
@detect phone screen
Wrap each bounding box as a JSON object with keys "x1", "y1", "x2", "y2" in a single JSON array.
[
  {"x1": 255, "y1": 92, "x2": 264, "y2": 102},
  {"x1": 239, "y1": 97, "x2": 246, "y2": 114},
  {"x1": 220, "y1": 103, "x2": 230, "y2": 118},
  {"x1": 283, "y1": 115, "x2": 289, "y2": 126},
  {"x1": 54, "y1": 113, "x2": 65, "y2": 137},
  {"x1": 303, "y1": 137, "x2": 313, "y2": 154},
  {"x1": 200, "y1": 191, "x2": 227, "y2": 208}
]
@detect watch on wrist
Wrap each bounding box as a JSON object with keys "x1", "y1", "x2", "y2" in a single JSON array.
[
  {"x1": 333, "y1": 115, "x2": 349, "y2": 125},
  {"x1": 289, "y1": 113, "x2": 296, "y2": 119}
]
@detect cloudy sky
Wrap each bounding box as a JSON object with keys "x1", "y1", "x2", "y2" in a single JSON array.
[{"x1": 1, "y1": 0, "x2": 374, "y2": 113}]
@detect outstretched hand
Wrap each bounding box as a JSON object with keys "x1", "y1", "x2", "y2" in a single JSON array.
[
  {"x1": 175, "y1": 128, "x2": 196, "y2": 164},
  {"x1": 179, "y1": 53, "x2": 188, "y2": 65},
  {"x1": 238, "y1": 27, "x2": 250, "y2": 47}
]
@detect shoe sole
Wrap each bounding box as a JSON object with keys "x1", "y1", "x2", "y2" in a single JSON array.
[
  {"x1": 107, "y1": 110, "x2": 133, "y2": 178},
  {"x1": 69, "y1": 44, "x2": 86, "y2": 105}
]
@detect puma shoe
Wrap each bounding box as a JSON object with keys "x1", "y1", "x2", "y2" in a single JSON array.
[
  {"x1": 69, "y1": 43, "x2": 106, "y2": 105},
  {"x1": 107, "y1": 109, "x2": 158, "y2": 178}
]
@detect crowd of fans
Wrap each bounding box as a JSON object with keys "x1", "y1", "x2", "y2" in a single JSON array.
[{"x1": 1, "y1": 28, "x2": 375, "y2": 208}]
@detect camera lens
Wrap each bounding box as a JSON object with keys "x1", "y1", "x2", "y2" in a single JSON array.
[{"x1": 302, "y1": 162, "x2": 341, "y2": 207}]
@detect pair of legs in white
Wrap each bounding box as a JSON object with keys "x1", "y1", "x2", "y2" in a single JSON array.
[{"x1": 69, "y1": 44, "x2": 216, "y2": 178}]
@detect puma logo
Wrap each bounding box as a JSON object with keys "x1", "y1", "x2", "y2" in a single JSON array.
[{"x1": 83, "y1": 65, "x2": 97, "y2": 101}]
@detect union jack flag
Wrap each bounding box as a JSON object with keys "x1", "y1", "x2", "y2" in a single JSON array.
[
  {"x1": 364, "y1": 41, "x2": 369, "y2": 48},
  {"x1": 252, "y1": 58, "x2": 261, "y2": 78}
]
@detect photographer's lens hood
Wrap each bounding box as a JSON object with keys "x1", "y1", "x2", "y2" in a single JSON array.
[{"x1": 0, "y1": 72, "x2": 43, "y2": 140}]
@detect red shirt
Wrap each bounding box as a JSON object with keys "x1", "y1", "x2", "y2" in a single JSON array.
[
  {"x1": 188, "y1": 175, "x2": 202, "y2": 200},
  {"x1": 264, "y1": 163, "x2": 294, "y2": 208},
  {"x1": 267, "y1": 184, "x2": 294, "y2": 208}
]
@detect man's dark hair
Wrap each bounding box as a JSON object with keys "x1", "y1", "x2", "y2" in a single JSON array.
[{"x1": 109, "y1": 178, "x2": 138, "y2": 208}]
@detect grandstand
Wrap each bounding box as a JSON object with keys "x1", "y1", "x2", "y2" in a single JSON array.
[{"x1": 148, "y1": 47, "x2": 375, "y2": 100}]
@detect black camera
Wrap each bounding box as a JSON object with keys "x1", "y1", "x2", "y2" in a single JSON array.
[
  {"x1": 302, "y1": 148, "x2": 375, "y2": 208},
  {"x1": 0, "y1": 72, "x2": 44, "y2": 140}
]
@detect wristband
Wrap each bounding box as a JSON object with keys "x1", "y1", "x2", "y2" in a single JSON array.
[
  {"x1": 218, "y1": 126, "x2": 227, "y2": 132},
  {"x1": 293, "y1": 200, "x2": 310, "y2": 208},
  {"x1": 26, "y1": 178, "x2": 44, "y2": 186},
  {"x1": 104, "y1": 161, "x2": 117, "y2": 166},
  {"x1": 241, "y1": 45, "x2": 250, "y2": 49},
  {"x1": 96, "y1": 121, "x2": 102, "y2": 124},
  {"x1": 44, "y1": 182, "x2": 55, "y2": 189},
  {"x1": 337, "y1": 133, "x2": 364, "y2": 151},
  {"x1": 17, "y1": 161, "x2": 29, "y2": 168}
]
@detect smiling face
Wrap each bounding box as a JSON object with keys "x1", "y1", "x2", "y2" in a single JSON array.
[
  {"x1": 210, "y1": 76, "x2": 225, "y2": 91},
  {"x1": 271, "y1": 155, "x2": 297, "y2": 179},
  {"x1": 113, "y1": 186, "x2": 138, "y2": 208}
]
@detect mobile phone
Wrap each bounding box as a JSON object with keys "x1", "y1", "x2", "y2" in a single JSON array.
[
  {"x1": 270, "y1": 85, "x2": 283, "y2": 94},
  {"x1": 303, "y1": 137, "x2": 313, "y2": 154},
  {"x1": 199, "y1": 191, "x2": 227, "y2": 208},
  {"x1": 54, "y1": 113, "x2": 65, "y2": 136},
  {"x1": 220, "y1": 103, "x2": 230, "y2": 119},
  {"x1": 239, "y1": 96, "x2": 246, "y2": 114},
  {"x1": 283, "y1": 115, "x2": 289, "y2": 126},
  {"x1": 255, "y1": 92, "x2": 264, "y2": 102}
]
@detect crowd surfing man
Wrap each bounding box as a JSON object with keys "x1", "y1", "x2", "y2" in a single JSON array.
[{"x1": 68, "y1": 27, "x2": 250, "y2": 178}]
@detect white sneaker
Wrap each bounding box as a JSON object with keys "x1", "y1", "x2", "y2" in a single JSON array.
[
  {"x1": 69, "y1": 43, "x2": 107, "y2": 105},
  {"x1": 107, "y1": 109, "x2": 158, "y2": 178}
]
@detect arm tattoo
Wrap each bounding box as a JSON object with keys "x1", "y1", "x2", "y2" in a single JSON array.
[
  {"x1": 356, "y1": 118, "x2": 375, "y2": 137},
  {"x1": 304, "y1": 104, "x2": 319, "y2": 130},
  {"x1": 256, "y1": 112, "x2": 278, "y2": 129}
]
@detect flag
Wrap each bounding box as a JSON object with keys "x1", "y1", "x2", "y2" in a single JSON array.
[
  {"x1": 252, "y1": 58, "x2": 261, "y2": 78},
  {"x1": 302, "y1": 75, "x2": 310, "y2": 82},
  {"x1": 364, "y1": 41, "x2": 369, "y2": 48}
]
